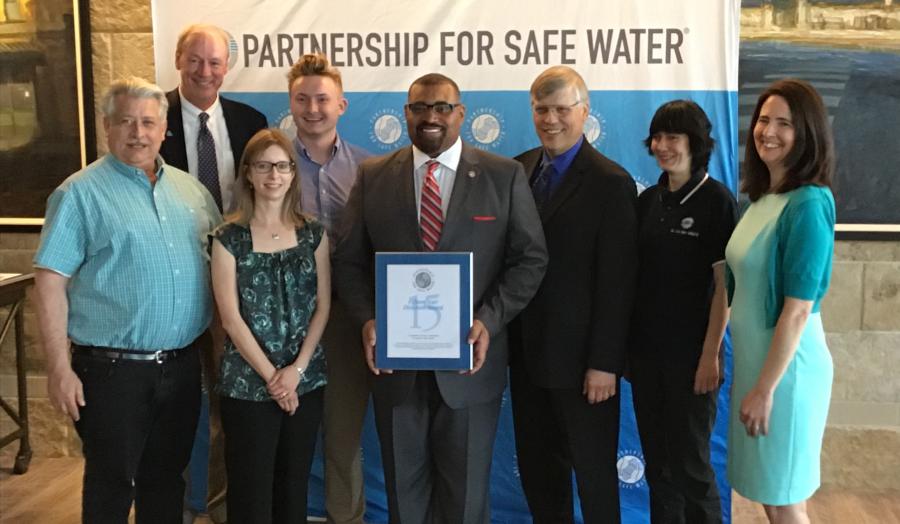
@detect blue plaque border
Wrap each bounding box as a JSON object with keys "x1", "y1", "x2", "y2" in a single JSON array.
[{"x1": 375, "y1": 252, "x2": 473, "y2": 370}]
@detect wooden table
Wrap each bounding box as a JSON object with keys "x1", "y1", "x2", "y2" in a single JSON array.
[{"x1": 0, "y1": 273, "x2": 34, "y2": 474}]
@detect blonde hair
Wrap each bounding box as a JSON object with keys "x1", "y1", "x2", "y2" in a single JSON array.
[
  {"x1": 530, "y1": 65, "x2": 589, "y2": 106},
  {"x1": 176, "y1": 24, "x2": 231, "y2": 62},
  {"x1": 287, "y1": 53, "x2": 343, "y2": 92},
  {"x1": 228, "y1": 129, "x2": 307, "y2": 228}
]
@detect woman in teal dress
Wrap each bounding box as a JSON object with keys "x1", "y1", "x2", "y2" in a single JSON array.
[
  {"x1": 211, "y1": 129, "x2": 330, "y2": 523},
  {"x1": 725, "y1": 79, "x2": 835, "y2": 524}
]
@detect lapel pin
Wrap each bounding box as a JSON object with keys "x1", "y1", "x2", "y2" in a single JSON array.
[{"x1": 467, "y1": 170, "x2": 476, "y2": 178}]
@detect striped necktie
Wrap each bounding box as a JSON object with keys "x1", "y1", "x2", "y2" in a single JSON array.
[
  {"x1": 197, "y1": 112, "x2": 223, "y2": 212},
  {"x1": 420, "y1": 160, "x2": 443, "y2": 251}
]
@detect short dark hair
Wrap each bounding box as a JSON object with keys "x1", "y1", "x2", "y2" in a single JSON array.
[
  {"x1": 408, "y1": 73, "x2": 461, "y2": 100},
  {"x1": 742, "y1": 78, "x2": 834, "y2": 202},
  {"x1": 643, "y1": 99, "x2": 714, "y2": 174}
]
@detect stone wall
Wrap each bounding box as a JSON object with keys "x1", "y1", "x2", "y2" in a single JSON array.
[{"x1": 1, "y1": 0, "x2": 898, "y2": 492}]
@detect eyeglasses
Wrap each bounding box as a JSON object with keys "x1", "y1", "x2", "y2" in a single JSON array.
[
  {"x1": 249, "y1": 160, "x2": 295, "y2": 174},
  {"x1": 405, "y1": 102, "x2": 461, "y2": 115},
  {"x1": 532, "y1": 100, "x2": 582, "y2": 117}
]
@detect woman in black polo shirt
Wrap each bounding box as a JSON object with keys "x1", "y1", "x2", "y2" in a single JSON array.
[{"x1": 630, "y1": 100, "x2": 738, "y2": 524}]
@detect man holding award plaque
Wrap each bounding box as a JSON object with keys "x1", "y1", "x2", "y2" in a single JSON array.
[{"x1": 335, "y1": 73, "x2": 548, "y2": 523}]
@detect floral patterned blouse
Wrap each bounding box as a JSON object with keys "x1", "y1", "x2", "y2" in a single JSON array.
[{"x1": 214, "y1": 221, "x2": 327, "y2": 401}]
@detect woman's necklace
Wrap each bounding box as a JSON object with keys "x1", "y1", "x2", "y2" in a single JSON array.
[{"x1": 251, "y1": 220, "x2": 285, "y2": 241}]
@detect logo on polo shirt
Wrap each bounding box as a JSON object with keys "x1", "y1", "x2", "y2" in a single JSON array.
[
  {"x1": 465, "y1": 107, "x2": 505, "y2": 151},
  {"x1": 617, "y1": 449, "x2": 646, "y2": 489},
  {"x1": 369, "y1": 108, "x2": 406, "y2": 151},
  {"x1": 681, "y1": 216, "x2": 695, "y2": 229}
]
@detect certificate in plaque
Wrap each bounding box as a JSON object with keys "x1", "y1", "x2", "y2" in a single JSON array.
[{"x1": 375, "y1": 252, "x2": 473, "y2": 370}]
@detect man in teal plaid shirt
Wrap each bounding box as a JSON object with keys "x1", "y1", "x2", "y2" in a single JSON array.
[{"x1": 33, "y1": 76, "x2": 222, "y2": 523}]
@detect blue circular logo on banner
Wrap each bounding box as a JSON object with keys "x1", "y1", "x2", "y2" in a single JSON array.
[
  {"x1": 584, "y1": 111, "x2": 607, "y2": 147},
  {"x1": 224, "y1": 30, "x2": 240, "y2": 70},
  {"x1": 369, "y1": 109, "x2": 405, "y2": 150},
  {"x1": 277, "y1": 111, "x2": 297, "y2": 140},
  {"x1": 465, "y1": 107, "x2": 505, "y2": 151}
]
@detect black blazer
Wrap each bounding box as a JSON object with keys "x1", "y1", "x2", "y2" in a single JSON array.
[
  {"x1": 335, "y1": 144, "x2": 548, "y2": 409},
  {"x1": 160, "y1": 89, "x2": 268, "y2": 172},
  {"x1": 512, "y1": 140, "x2": 638, "y2": 389}
]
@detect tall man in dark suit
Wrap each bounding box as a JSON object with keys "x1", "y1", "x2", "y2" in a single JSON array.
[
  {"x1": 511, "y1": 66, "x2": 639, "y2": 523},
  {"x1": 158, "y1": 23, "x2": 267, "y2": 523},
  {"x1": 160, "y1": 23, "x2": 267, "y2": 213},
  {"x1": 335, "y1": 73, "x2": 547, "y2": 523}
]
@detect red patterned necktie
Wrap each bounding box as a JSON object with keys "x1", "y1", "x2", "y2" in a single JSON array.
[{"x1": 420, "y1": 160, "x2": 443, "y2": 251}]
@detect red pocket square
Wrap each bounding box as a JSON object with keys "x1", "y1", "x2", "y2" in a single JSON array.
[{"x1": 473, "y1": 215, "x2": 496, "y2": 221}]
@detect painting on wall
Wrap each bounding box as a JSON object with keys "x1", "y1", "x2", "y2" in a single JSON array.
[
  {"x1": 739, "y1": 0, "x2": 900, "y2": 239},
  {"x1": 0, "y1": 0, "x2": 94, "y2": 227}
]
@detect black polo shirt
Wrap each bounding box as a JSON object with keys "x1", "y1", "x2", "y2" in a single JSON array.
[{"x1": 630, "y1": 170, "x2": 738, "y2": 360}]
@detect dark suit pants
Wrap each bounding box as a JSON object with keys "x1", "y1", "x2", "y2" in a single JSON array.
[
  {"x1": 510, "y1": 364, "x2": 621, "y2": 524},
  {"x1": 373, "y1": 372, "x2": 502, "y2": 524},
  {"x1": 73, "y1": 345, "x2": 201, "y2": 524},
  {"x1": 630, "y1": 356, "x2": 721, "y2": 524},
  {"x1": 220, "y1": 387, "x2": 324, "y2": 524}
]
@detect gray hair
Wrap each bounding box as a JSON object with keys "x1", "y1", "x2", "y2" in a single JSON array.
[
  {"x1": 176, "y1": 24, "x2": 231, "y2": 61},
  {"x1": 100, "y1": 77, "x2": 168, "y2": 119},
  {"x1": 530, "y1": 65, "x2": 589, "y2": 107}
]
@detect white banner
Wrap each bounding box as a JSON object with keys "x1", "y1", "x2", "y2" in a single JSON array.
[{"x1": 153, "y1": 0, "x2": 739, "y2": 93}]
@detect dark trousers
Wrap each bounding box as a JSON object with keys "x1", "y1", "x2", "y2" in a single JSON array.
[
  {"x1": 509, "y1": 364, "x2": 621, "y2": 524},
  {"x1": 373, "y1": 372, "x2": 502, "y2": 524},
  {"x1": 220, "y1": 387, "x2": 324, "y2": 524},
  {"x1": 630, "y1": 356, "x2": 721, "y2": 524},
  {"x1": 73, "y1": 345, "x2": 201, "y2": 524}
]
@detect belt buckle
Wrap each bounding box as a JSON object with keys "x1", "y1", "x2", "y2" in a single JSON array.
[{"x1": 154, "y1": 350, "x2": 164, "y2": 364}]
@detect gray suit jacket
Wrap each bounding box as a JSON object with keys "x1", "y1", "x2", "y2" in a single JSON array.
[{"x1": 334, "y1": 143, "x2": 548, "y2": 409}]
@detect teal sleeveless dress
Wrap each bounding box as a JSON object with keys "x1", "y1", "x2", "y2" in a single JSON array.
[{"x1": 724, "y1": 186, "x2": 834, "y2": 505}]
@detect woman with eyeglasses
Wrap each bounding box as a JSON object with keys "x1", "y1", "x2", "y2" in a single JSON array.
[
  {"x1": 726, "y1": 79, "x2": 835, "y2": 524},
  {"x1": 210, "y1": 128, "x2": 330, "y2": 522},
  {"x1": 629, "y1": 100, "x2": 737, "y2": 524}
]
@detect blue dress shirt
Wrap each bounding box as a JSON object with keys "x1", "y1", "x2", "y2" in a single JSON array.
[{"x1": 294, "y1": 135, "x2": 372, "y2": 242}]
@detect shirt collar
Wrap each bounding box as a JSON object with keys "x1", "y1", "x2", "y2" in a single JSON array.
[
  {"x1": 412, "y1": 137, "x2": 463, "y2": 172},
  {"x1": 178, "y1": 88, "x2": 221, "y2": 118},
  {"x1": 541, "y1": 135, "x2": 583, "y2": 175},
  {"x1": 107, "y1": 153, "x2": 165, "y2": 181},
  {"x1": 657, "y1": 170, "x2": 709, "y2": 205},
  {"x1": 294, "y1": 134, "x2": 343, "y2": 163}
]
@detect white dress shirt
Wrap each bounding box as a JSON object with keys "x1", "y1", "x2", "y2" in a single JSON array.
[
  {"x1": 178, "y1": 90, "x2": 237, "y2": 211},
  {"x1": 412, "y1": 137, "x2": 462, "y2": 220}
]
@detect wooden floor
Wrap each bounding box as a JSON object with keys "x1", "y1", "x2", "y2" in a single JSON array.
[{"x1": 2, "y1": 457, "x2": 898, "y2": 523}]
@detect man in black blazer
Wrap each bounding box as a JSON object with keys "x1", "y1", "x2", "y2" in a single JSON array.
[
  {"x1": 335, "y1": 73, "x2": 547, "y2": 523},
  {"x1": 160, "y1": 23, "x2": 267, "y2": 213},
  {"x1": 511, "y1": 66, "x2": 638, "y2": 523},
  {"x1": 158, "y1": 24, "x2": 267, "y2": 524}
]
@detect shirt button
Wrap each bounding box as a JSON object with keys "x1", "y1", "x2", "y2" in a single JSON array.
[
  {"x1": 174, "y1": 269, "x2": 181, "y2": 275},
  {"x1": 161, "y1": 216, "x2": 167, "y2": 221},
  {"x1": 169, "y1": 243, "x2": 174, "y2": 248}
]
